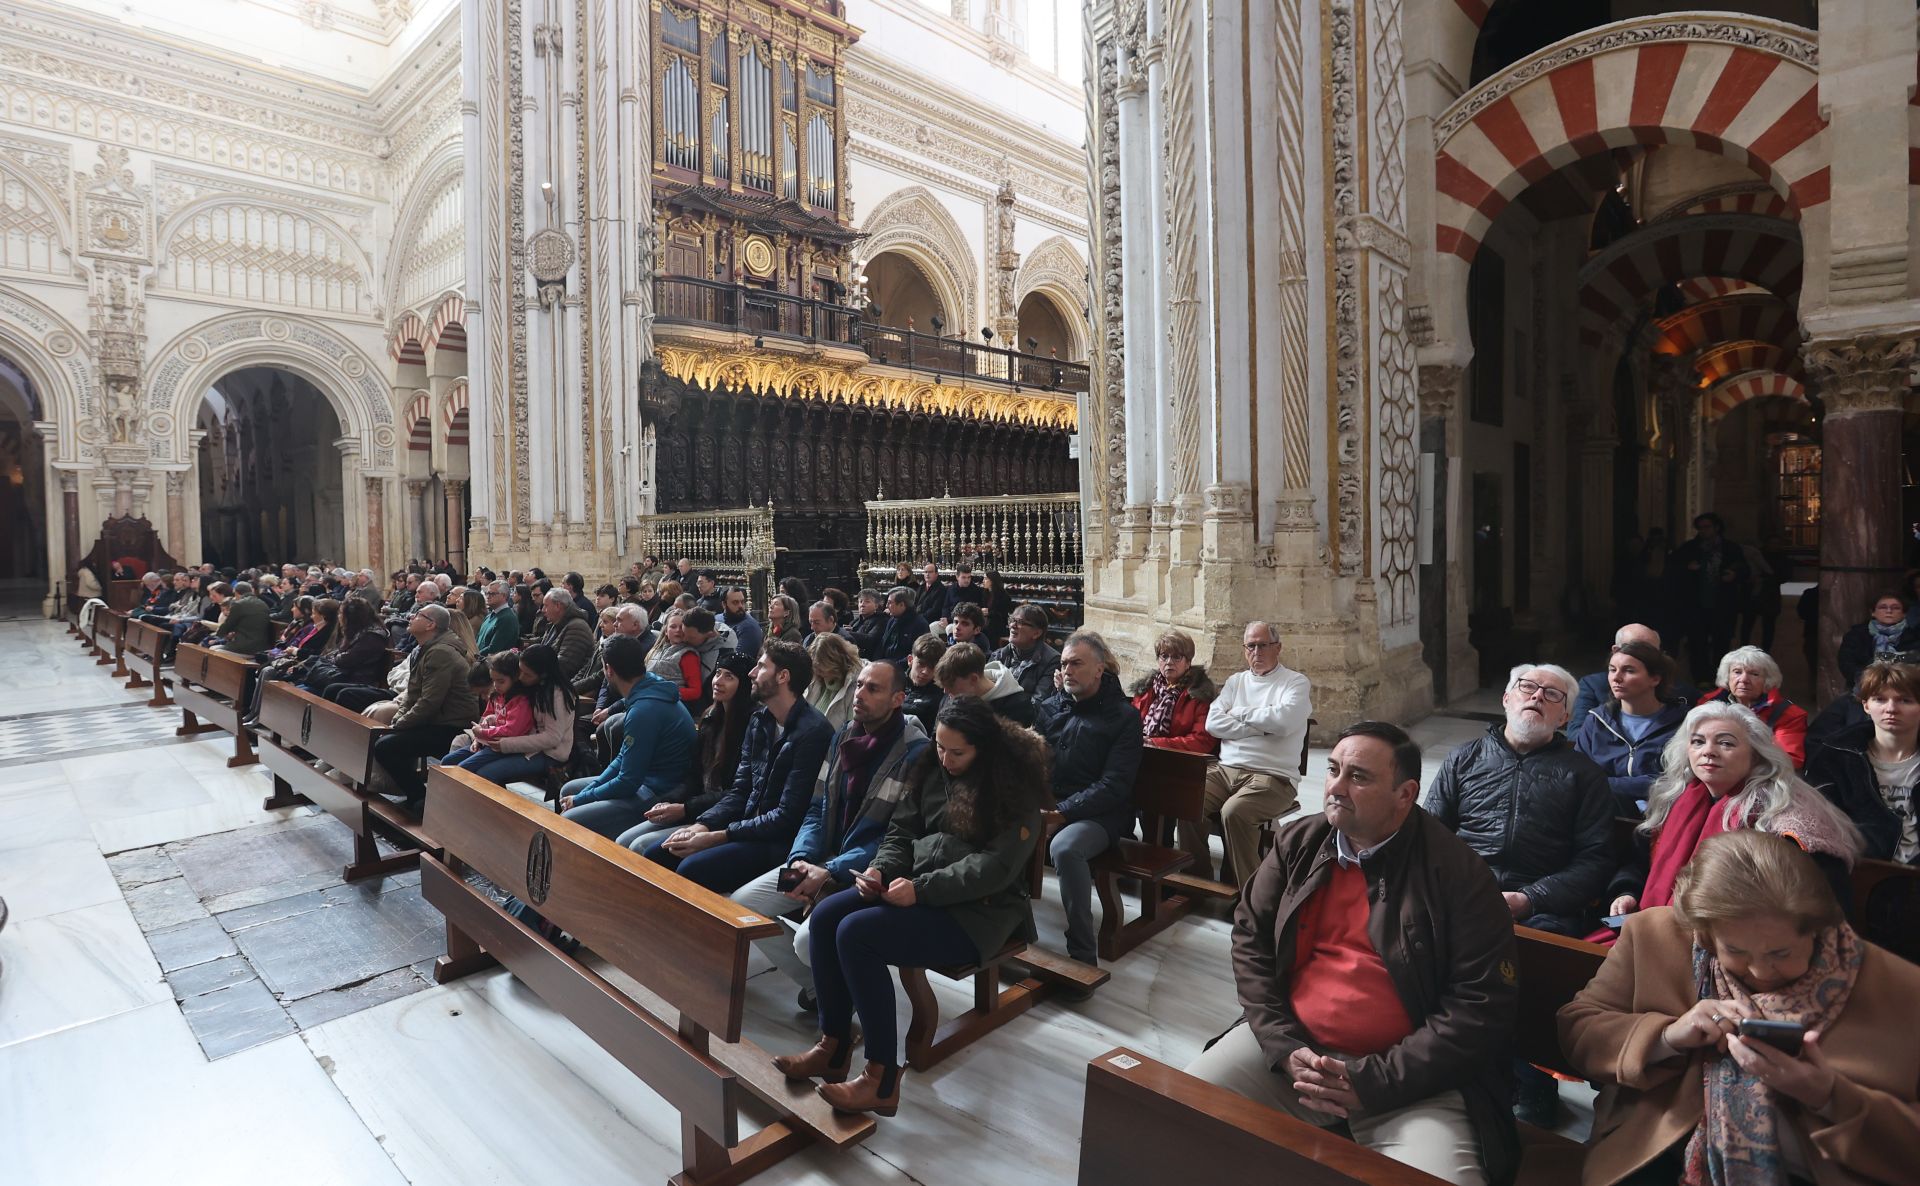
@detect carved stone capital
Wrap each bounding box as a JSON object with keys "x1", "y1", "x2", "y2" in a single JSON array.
[
  {"x1": 1803, "y1": 334, "x2": 1917, "y2": 417},
  {"x1": 1417, "y1": 364, "x2": 1465, "y2": 419},
  {"x1": 1203, "y1": 482, "x2": 1253, "y2": 520}
]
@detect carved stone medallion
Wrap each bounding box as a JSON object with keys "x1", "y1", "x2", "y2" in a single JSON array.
[
  {"x1": 526, "y1": 228, "x2": 576, "y2": 283},
  {"x1": 742, "y1": 235, "x2": 776, "y2": 279}
]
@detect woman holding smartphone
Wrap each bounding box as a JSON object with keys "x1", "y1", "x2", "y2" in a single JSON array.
[
  {"x1": 773, "y1": 695, "x2": 1050, "y2": 1116},
  {"x1": 1559, "y1": 831, "x2": 1920, "y2": 1185}
]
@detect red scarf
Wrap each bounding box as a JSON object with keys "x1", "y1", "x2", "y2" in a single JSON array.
[{"x1": 1642, "y1": 781, "x2": 1737, "y2": 909}]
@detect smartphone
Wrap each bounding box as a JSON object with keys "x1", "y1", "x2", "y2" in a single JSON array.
[
  {"x1": 1736, "y1": 1018, "x2": 1805, "y2": 1057},
  {"x1": 776, "y1": 865, "x2": 804, "y2": 893},
  {"x1": 854, "y1": 869, "x2": 883, "y2": 895},
  {"x1": 1602, "y1": 914, "x2": 1629, "y2": 929}
]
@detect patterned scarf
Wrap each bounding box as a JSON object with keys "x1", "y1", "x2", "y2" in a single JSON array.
[
  {"x1": 1681, "y1": 924, "x2": 1863, "y2": 1186},
  {"x1": 1141, "y1": 672, "x2": 1183, "y2": 739},
  {"x1": 1869, "y1": 618, "x2": 1906, "y2": 656}
]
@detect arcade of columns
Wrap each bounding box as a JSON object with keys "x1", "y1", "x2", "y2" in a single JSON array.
[{"x1": 1081, "y1": 0, "x2": 1920, "y2": 718}]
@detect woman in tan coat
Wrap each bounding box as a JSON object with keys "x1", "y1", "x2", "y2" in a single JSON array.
[{"x1": 1559, "y1": 830, "x2": 1920, "y2": 1185}]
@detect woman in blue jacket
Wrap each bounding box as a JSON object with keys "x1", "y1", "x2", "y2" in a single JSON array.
[{"x1": 1573, "y1": 639, "x2": 1688, "y2": 818}]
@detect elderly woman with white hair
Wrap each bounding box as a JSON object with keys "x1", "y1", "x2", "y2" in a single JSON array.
[
  {"x1": 1607, "y1": 701, "x2": 1864, "y2": 926},
  {"x1": 1698, "y1": 645, "x2": 1808, "y2": 768}
]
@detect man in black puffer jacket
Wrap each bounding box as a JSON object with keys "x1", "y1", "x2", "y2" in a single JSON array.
[
  {"x1": 1035, "y1": 631, "x2": 1143, "y2": 976},
  {"x1": 1422, "y1": 663, "x2": 1618, "y2": 937}
]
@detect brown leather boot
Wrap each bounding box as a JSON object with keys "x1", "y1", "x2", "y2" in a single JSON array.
[
  {"x1": 817, "y1": 1061, "x2": 901, "y2": 1117},
  {"x1": 772, "y1": 1035, "x2": 852, "y2": 1084}
]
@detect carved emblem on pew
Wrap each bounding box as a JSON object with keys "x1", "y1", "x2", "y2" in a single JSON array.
[
  {"x1": 525, "y1": 832, "x2": 553, "y2": 906},
  {"x1": 198, "y1": 654, "x2": 210, "y2": 681},
  {"x1": 300, "y1": 705, "x2": 313, "y2": 747}
]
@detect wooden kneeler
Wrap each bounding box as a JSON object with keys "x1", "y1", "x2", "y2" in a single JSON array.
[{"x1": 421, "y1": 765, "x2": 875, "y2": 1186}]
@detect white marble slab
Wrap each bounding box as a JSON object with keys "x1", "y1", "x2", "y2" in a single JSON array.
[
  {"x1": 69, "y1": 767, "x2": 216, "y2": 823},
  {"x1": 0, "y1": 1003, "x2": 409, "y2": 1186},
  {"x1": 90, "y1": 765, "x2": 303, "y2": 854},
  {"x1": 0, "y1": 786, "x2": 92, "y2": 853},
  {"x1": 0, "y1": 837, "x2": 122, "y2": 923},
  {"x1": 0, "y1": 898, "x2": 172, "y2": 1048}
]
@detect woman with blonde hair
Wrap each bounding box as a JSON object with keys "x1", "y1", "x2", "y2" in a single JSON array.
[
  {"x1": 446, "y1": 585, "x2": 482, "y2": 659},
  {"x1": 1561, "y1": 830, "x2": 1920, "y2": 1184},
  {"x1": 805, "y1": 631, "x2": 861, "y2": 733},
  {"x1": 1608, "y1": 701, "x2": 1864, "y2": 923}
]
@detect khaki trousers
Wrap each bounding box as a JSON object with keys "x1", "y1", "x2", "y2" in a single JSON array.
[
  {"x1": 1186, "y1": 1022, "x2": 1488, "y2": 1186},
  {"x1": 1178, "y1": 761, "x2": 1297, "y2": 889}
]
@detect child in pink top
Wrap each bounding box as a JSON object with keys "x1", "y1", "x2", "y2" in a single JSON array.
[{"x1": 442, "y1": 653, "x2": 535, "y2": 764}]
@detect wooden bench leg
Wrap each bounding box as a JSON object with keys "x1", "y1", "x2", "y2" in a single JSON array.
[
  {"x1": 433, "y1": 917, "x2": 498, "y2": 983},
  {"x1": 902, "y1": 966, "x2": 939, "y2": 1070},
  {"x1": 228, "y1": 727, "x2": 258, "y2": 768},
  {"x1": 261, "y1": 773, "x2": 311, "y2": 811},
  {"x1": 148, "y1": 674, "x2": 173, "y2": 708},
  {"x1": 111, "y1": 647, "x2": 129, "y2": 678},
  {"x1": 342, "y1": 822, "x2": 420, "y2": 882},
  {"x1": 176, "y1": 708, "x2": 222, "y2": 738},
  {"x1": 125, "y1": 664, "x2": 147, "y2": 688},
  {"x1": 1095, "y1": 869, "x2": 1125, "y2": 963}
]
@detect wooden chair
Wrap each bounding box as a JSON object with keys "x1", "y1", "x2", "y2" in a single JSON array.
[
  {"x1": 1091, "y1": 748, "x2": 1203, "y2": 961},
  {"x1": 122, "y1": 618, "x2": 173, "y2": 708},
  {"x1": 1076, "y1": 925, "x2": 1606, "y2": 1186},
  {"x1": 899, "y1": 842, "x2": 1110, "y2": 1071},
  {"x1": 422, "y1": 765, "x2": 875, "y2": 1186},
  {"x1": 173, "y1": 642, "x2": 261, "y2": 767},
  {"x1": 252, "y1": 681, "x2": 428, "y2": 881},
  {"x1": 1850, "y1": 858, "x2": 1920, "y2": 965}
]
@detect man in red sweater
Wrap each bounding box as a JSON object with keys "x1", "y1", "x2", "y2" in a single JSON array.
[{"x1": 1187, "y1": 721, "x2": 1520, "y2": 1186}]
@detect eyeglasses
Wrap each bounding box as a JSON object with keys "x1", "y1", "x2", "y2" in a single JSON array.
[
  {"x1": 1243, "y1": 640, "x2": 1280, "y2": 652},
  {"x1": 1512, "y1": 678, "x2": 1567, "y2": 704}
]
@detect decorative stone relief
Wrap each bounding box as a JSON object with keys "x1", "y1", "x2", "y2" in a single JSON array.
[
  {"x1": 1330, "y1": 0, "x2": 1363, "y2": 574},
  {"x1": 857, "y1": 186, "x2": 978, "y2": 327},
  {"x1": 1803, "y1": 335, "x2": 1917, "y2": 417},
  {"x1": 1160, "y1": 0, "x2": 1203, "y2": 502},
  {"x1": 1375, "y1": 266, "x2": 1418, "y2": 629},
  {"x1": 1089, "y1": 34, "x2": 1125, "y2": 518}
]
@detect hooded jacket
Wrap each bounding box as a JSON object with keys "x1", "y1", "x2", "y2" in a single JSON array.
[
  {"x1": 873, "y1": 715, "x2": 1052, "y2": 962},
  {"x1": 1234, "y1": 809, "x2": 1521, "y2": 1186},
  {"x1": 1034, "y1": 670, "x2": 1144, "y2": 836},
  {"x1": 697, "y1": 694, "x2": 835, "y2": 845},
  {"x1": 1572, "y1": 700, "x2": 1688, "y2": 816},
  {"x1": 788, "y1": 713, "x2": 929, "y2": 883},
  {"x1": 1806, "y1": 722, "x2": 1918, "y2": 864},
  {"x1": 1422, "y1": 725, "x2": 1618, "y2": 932},
  {"x1": 979, "y1": 661, "x2": 1038, "y2": 726},
  {"x1": 1129, "y1": 665, "x2": 1220, "y2": 754},
  {"x1": 568, "y1": 673, "x2": 697, "y2": 806}
]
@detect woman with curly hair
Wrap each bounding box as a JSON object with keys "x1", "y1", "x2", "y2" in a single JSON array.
[{"x1": 774, "y1": 695, "x2": 1051, "y2": 1117}]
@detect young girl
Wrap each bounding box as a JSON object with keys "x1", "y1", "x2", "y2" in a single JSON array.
[
  {"x1": 443, "y1": 644, "x2": 575, "y2": 789},
  {"x1": 442, "y1": 653, "x2": 535, "y2": 770}
]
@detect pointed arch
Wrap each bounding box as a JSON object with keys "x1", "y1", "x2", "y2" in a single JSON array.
[{"x1": 858, "y1": 186, "x2": 976, "y2": 329}]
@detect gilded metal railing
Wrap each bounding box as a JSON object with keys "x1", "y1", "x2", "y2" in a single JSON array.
[
  {"x1": 637, "y1": 504, "x2": 777, "y2": 613},
  {"x1": 861, "y1": 493, "x2": 1082, "y2": 578}
]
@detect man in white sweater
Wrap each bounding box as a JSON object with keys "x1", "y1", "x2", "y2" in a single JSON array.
[{"x1": 1195, "y1": 621, "x2": 1313, "y2": 890}]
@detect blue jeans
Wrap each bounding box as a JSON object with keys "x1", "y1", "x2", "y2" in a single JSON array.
[
  {"x1": 648, "y1": 836, "x2": 787, "y2": 894},
  {"x1": 807, "y1": 887, "x2": 976, "y2": 1066},
  {"x1": 618, "y1": 819, "x2": 675, "y2": 853},
  {"x1": 440, "y1": 747, "x2": 554, "y2": 788},
  {"x1": 1049, "y1": 820, "x2": 1115, "y2": 964},
  {"x1": 564, "y1": 797, "x2": 656, "y2": 841}
]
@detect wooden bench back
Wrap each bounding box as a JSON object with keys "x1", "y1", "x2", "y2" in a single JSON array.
[
  {"x1": 1080, "y1": 1048, "x2": 1449, "y2": 1185},
  {"x1": 176, "y1": 642, "x2": 257, "y2": 700},
  {"x1": 1851, "y1": 858, "x2": 1920, "y2": 965},
  {"x1": 124, "y1": 616, "x2": 167, "y2": 661},
  {"x1": 1513, "y1": 925, "x2": 1607, "y2": 1079},
  {"x1": 1135, "y1": 746, "x2": 1209, "y2": 833},
  {"x1": 258, "y1": 681, "x2": 384, "y2": 784},
  {"x1": 423, "y1": 764, "x2": 781, "y2": 1043}
]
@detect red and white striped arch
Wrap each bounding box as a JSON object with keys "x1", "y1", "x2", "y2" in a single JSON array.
[
  {"x1": 427, "y1": 294, "x2": 467, "y2": 354},
  {"x1": 1693, "y1": 340, "x2": 1798, "y2": 388},
  {"x1": 391, "y1": 311, "x2": 428, "y2": 366},
  {"x1": 1704, "y1": 370, "x2": 1804, "y2": 421},
  {"x1": 444, "y1": 380, "x2": 469, "y2": 442},
  {"x1": 404, "y1": 390, "x2": 433, "y2": 452},
  {"x1": 1652, "y1": 292, "x2": 1798, "y2": 359},
  {"x1": 1435, "y1": 21, "x2": 1825, "y2": 262},
  {"x1": 1665, "y1": 185, "x2": 1794, "y2": 222},
  {"x1": 1575, "y1": 214, "x2": 1801, "y2": 350},
  {"x1": 1679, "y1": 276, "x2": 1765, "y2": 305}
]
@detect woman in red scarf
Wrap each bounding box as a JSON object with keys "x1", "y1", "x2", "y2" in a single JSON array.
[
  {"x1": 1608, "y1": 701, "x2": 1863, "y2": 924},
  {"x1": 1128, "y1": 629, "x2": 1219, "y2": 754},
  {"x1": 1561, "y1": 830, "x2": 1920, "y2": 1186}
]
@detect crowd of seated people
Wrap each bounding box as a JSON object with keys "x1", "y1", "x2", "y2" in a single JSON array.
[{"x1": 79, "y1": 545, "x2": 1920, "y2": 1176}]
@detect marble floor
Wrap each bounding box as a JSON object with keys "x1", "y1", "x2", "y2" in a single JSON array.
[{"x1": 0, "y1": 614, "x2": 1585, "y2": 1186}]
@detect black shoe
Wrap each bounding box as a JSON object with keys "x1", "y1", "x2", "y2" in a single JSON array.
[
  {"x1": 400, "y1": 794, "x2": 425, "y2": 818},
  {"x1": 797, "y1": 986, "x2": 818, "y2": 1012}
]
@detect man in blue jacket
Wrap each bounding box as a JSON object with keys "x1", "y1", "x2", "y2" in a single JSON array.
[
  {"x1": 559, "y1": 635, "x2": 697, "y2": 840},
  {"x1": 729, "y1": 658, "x2": 926, "y2": 1006},
  {"x1": 650, "y1": 639, "x2": 834, "y2": 893},
  {"x1": 1036, "y1": 630, "x2": 1143, "y2": 979}
]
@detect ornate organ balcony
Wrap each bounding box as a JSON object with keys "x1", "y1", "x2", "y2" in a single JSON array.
[{"x1": 653, "y1": 276, "x2": 1090, "y2": 394}]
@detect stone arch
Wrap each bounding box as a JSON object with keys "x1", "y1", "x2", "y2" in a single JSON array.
[
  {"x1": 145, "y1": 312, "x2": 397, "y2": 469},
  {"x1": 1014, "y1": 235, "x2": 1092, "y2": 360},
  {"x1": 1694, "y1": 339, "x2": 1797, "y2": 387},
  {"x1": 0, "y1": 154, "x2": 76, "y2": 275},
  {"x1": 155, "y1": 195, "x2": 377, "y2": 315},
  {"x1": 1652, "y1": 291, "x2": 1798, "y2": 358},
  {"x1": 424, "y1": 293, "x2": 467, "y2": 379},
  {"x1": 1434, "y1": 16, "x2": 1824, "y2": 263},
  {"x1": 858, "y1": 186, "x2": 976, "y2": 328},
  {"x1": 0, "y1": 283, "x2": 90, "y2": 464},
  {"x1": 384, "y1": 143, "x2": 463, "y2": 316},
  {"x1": 1705, "y1": 369, "x2": 1804, "y2": 421},
  {"x1": 1575, "y1": 214, "x2": 1802, "y2": 352}
]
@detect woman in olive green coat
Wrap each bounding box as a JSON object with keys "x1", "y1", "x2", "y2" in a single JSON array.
[{"x1": 774, "y1": 695, "x2": 1052, "y2": 1116}]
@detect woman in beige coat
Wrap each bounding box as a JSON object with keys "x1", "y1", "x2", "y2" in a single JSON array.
[{"x1": 1559, "y1": 830, "x2": 1920, "y2": 1185}]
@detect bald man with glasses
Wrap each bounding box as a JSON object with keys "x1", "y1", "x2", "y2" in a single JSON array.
[{"x1": 1193, "y1": 622, "x2": 1314, "y2": 890}]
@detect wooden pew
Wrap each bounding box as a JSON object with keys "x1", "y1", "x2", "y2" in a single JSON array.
[
  {"x1": 420, "y1": 764, "x2": 874, "y2": 1186},
  {"x1": 1091, "y1": 748, "x2": 1201, "y2": 961},
  {"x1": 898, "y1": 843, "x2": 1111, "y2": 1071},
  {"x1": 92, "y1": 606, "x2": 127, "y2": 670},
  {"x1": 1850, "y1": 857, "x2": 1920, "y2": 964},
  {"x1": 173, "y1": 642, "x2": 260, "y2": 767},
  {"x1": 1146, "y1": 720, "x2": 1318, "y2": 906},
  {"x1": 252, "y1": 681, "x2": 428, "y2": 881},
  {"x1": 122, "y1": 617, "x2": 173, "y2": 707},
  {"x1": 1076, "y1": 926, "x2": 1607, "y2": 1186}
]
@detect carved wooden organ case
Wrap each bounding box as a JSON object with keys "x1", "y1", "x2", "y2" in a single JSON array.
[{"x1": 651, "y1": 0, "x2": 861, "y2": 298}]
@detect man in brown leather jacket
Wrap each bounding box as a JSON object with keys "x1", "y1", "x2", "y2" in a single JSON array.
[{"x1": 1188, "y1": 720, "x2": 1520, "y2": 1186}]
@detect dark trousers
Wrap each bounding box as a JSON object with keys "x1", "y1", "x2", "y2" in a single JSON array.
[
  {"x1": 1684, "y1": 613, "x2": 1732, "y2": 685},
  {"x1": 807, "y1": 887, "x2": 976, "y2": 1067},
  {"x1": 374, "y1": 724, "x2": 462, "y2": 801},
  {"x1": 648, "y1": 837, "x2": 787, "y2": 894},
  {"x1": 326, "y1": 684, "x2": 391, "y2": 712}
]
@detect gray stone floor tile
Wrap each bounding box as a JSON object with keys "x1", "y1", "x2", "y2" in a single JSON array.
[
  {"x1": 177, "y1": 976, "x2": 296, "y2": 1060},
  {"x1": 165, "y1": 954, "x2": 258, "y2": 1000},
  {"x1": 146, "y1": 915, "x2": 238, "y2": 973},
  {"x1": 122, "y1": 876, "x2": 210, "y2": 932},
  {"x1": 105, "y1": 847, "x2": 183, "y2": 891},
  {"x1": 285, "y1": 967, "x2": 430, "y2": 1030},
  {"x1": 225, "y1": 882, "x2": 444, "y2": 1001}
]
